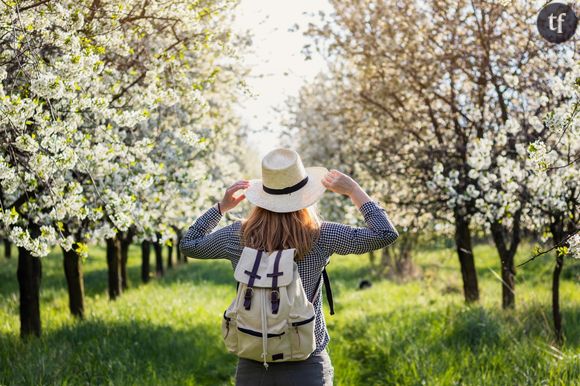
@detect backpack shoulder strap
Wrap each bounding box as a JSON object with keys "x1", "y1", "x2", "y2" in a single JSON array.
[
  {"x1": 313, "y1": 267, "x2": 335, "y2": 316},
  {"x1": 322, "y1": 268, "x2": 335, "y2": 316}
]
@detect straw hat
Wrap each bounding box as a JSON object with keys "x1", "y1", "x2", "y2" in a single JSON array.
[{"x1": 245, "y1": 148, "x2": 328, "y2": 213}]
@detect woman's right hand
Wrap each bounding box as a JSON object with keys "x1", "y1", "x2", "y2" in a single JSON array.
[
  {"x1": 322, "y1": 169, "x2": 360, "y2": 197},
  {"x1": 219, "y1": 180, "x2": 249, "y2": 213}
]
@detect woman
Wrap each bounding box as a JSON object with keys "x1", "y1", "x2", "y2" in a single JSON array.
[{"x1": 179, "y1": 148, "x2": 399, "y2": 386}]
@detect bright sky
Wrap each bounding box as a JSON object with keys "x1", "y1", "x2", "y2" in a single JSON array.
[{"x1": 231, "y1": 0, "x2": 333, "y2": 159}]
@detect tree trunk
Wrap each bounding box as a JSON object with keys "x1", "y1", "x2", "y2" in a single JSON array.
[
  {"x1": 119, "y1": 229, "x2": 134, "y2": 291},
  {"x1": 553, "y1": 253, "x2": 564, "y2": 343},
  {"x1": 17, "y1": 246, "x2": 42, "y2": 338},
  {"x1": 154, "y1": 236, "x2": 164, "y2": 277},
  {"x1": 120, "y1": 237, "x2": 130, "y2": 291},
  {"x1": 106, "y1": 237, "x2": 122, "y2": 300},
  {"x1": 550, "y1": 219, "x2": 566, "y2": 343},
  {"x1": 4, "y1": 238, "x2": 11, "y2": 259},
  {"x1": 62, "y1": 246, "x2": 84, "y2": 319},
  {"x1": 490, "y1": 214, "x2": 521, "y2": 310},
  {"x1": 175, "y1": 230, "x2": 184, "y2": 263},
  {"x1": 379, "y1": 233, "x2": 418, "y2": 280},
  {"x1": 368, "y1": 249, "x2": 377, "y2": 273},
  {"x1": 141, "y1": 240, "x2": 151, "y2": 283},
  {"x1": 454, "y1": 212, "x2": 479, "y2": 303},
  {"x1": 167, "y1": 241, "x2": 173, "y2": 269},
  {"x1": 500, "y1": 254, "x2": 516, "y2": 309}
]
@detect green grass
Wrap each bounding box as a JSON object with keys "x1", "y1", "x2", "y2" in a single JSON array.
[{"x1": 0, "y1": 240, "x2": 579, "y2": 385}]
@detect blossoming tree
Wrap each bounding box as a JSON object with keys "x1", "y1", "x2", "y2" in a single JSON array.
[
  {"x1": 0, "y1": 0, "x2": 249, "y2": 336},
  {"x1": 523, "y1": 61, "x2": 579, "y2": 341},
  {"x1": 291, "y1": 0, "x2": 577, "y2": 306}
]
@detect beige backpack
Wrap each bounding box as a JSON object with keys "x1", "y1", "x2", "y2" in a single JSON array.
[{"x1": 222, "y1": 247, "x2": 317, "y2": 368}]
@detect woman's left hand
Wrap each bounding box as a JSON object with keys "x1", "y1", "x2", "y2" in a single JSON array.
[{"x1": 219, "y1": 180, "x2": 249, "y2": 213}]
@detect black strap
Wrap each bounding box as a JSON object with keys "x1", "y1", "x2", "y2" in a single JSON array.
[
  {"x1": 243, "y1": 250, "x2": 263, "y2": 310},
  {"x1": 244, "y1": 250, "x2": 263, "y2": 286},
  {"x1": 313, "y1": 267, "x2": 335, "y2": 316},
  {"x1": 267, "y1": 250, "x2": 284, "y2": 288},
  {"x1": 262, "y1": 176, "x2": 309, "y2": 195},
  {"x1": 322, "y1": 269, "x2": 335, "y2": 315},
  {"x1": 267, "y1": 250, "x2": 284, "y2": 314}
]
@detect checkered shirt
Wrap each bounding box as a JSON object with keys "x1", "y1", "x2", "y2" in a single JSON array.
[{"x1": 179, "y1": 200, "x2": 399, "y2": 355}]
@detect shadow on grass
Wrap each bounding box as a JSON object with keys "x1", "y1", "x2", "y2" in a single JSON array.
[
  {"x1": 0, "y1": 318, "x2": 236, "y2": 386},
  {"x1": 332, "y1": 304, "x2": 580, "y2": 385},
  {"x1": 330, "y1": 308, "x2": 492, "y2": 385},
  {"x1": 516, "y1": 303, "x2": 580, "y2": 349},
  {"x1": 442, "y1": 306, "x2": 502, "y2": 350}
]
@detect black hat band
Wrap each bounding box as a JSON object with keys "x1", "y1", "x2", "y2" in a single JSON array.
[{"x1": 262, "y1": 176, "x2": 309, "y2": 195}]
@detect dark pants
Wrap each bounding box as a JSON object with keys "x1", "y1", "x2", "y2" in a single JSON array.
[{"x1": 235, "y1": 350, "x2": 334, "y2": 386}]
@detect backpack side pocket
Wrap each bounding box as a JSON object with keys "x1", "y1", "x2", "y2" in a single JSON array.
[
  {"x1": 289, "y1": 314, "x2": 316, "y2": 360},
  {"x1": 222, "y1": 310, "x2": 238, "y2": 353}
]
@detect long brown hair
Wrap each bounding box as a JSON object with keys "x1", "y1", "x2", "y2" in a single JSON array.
[{"x1": 240, "y1": 205, "x2": 322, "y2": 261}]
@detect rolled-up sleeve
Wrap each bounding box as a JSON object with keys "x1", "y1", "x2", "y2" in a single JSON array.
[
  {"x1": 320, "y1": 200, "x2": 399, "y2": 256},
  {"x1": 179, "y1": 205, "x2": 234, "y2": 260}
]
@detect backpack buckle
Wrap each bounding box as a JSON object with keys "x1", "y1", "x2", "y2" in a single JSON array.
[
  {"x1": 244, "y1": 287, "x2": 254, "y2": 310},
  {"x1": 270, "y1": 289, "x2": 280, "y2": 314}
]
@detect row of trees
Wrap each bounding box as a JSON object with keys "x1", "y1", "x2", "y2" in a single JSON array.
[
  {"x1": 0, "y1": 0, "x2": 251, "y2": 337},
  {"x1": 285, "y1": 0, "x2": 578, "y2": 341}
]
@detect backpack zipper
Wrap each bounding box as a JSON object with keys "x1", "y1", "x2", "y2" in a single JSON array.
[
  {"x1": 291, "y1": 315, "x2": 315, "y2": 326},
  {"x1": 237, "y1": 326, "x2": 285, "y2": 338}
]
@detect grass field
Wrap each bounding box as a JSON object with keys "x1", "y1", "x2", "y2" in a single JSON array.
[{"x1": 0, "y1": 240, "x2": 579, "y2": 385}]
